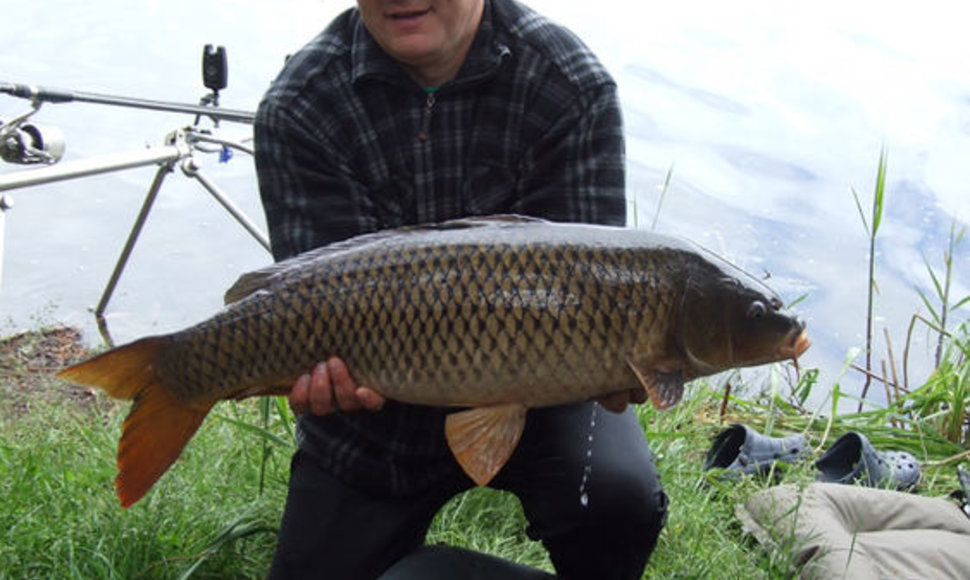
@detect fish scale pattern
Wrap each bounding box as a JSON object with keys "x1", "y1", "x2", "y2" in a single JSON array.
[{"x1": 159, "y1": 232, "x2": 687, "y2": 408}]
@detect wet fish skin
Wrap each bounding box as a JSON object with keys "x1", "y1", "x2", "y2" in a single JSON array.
[
  {"x1": 58, "y1": 215, "x2": 809, "y2": 507},
  {"x1": 168, "y1": 232, "x2": 677, "y2": 408}
]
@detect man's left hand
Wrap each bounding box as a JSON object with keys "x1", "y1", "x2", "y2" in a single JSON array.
[{"x1": 596, "y1": 388, "x2": 648, "y2": 413}]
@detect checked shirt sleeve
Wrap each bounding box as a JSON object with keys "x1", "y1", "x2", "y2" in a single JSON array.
[
  {"x1": 510, "y1": 81, "x2": 626, "y2": 228},
  {"x1": 254, "y1": 97, "x2": 377, "y2": 262}
]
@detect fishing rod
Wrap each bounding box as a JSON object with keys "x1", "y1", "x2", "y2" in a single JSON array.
[
  {"x1": 0, "y1": 82, "x2": 254, "y2": 125},
  {"x1": 0, "y1": 45, "x2": 254, "y2": 125},
  {"x1": 0, "y1": 45, "x2": 268, "y2": 325},
  {"x1": 0, "y1": 45, "x2": 253, "y2": 169}
]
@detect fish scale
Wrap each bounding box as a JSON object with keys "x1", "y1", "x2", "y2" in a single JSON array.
[
  {"x1": 57, "y1": 215, "x2": 810, "y2": 507},
  {"x1": 358, "y1": 245, "x2": 609, "y2": 404},
  {"x1": 160, "y1": 240, "x2": 647, "y2": 407}
]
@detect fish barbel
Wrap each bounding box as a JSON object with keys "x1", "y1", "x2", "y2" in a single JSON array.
[{"x1": 59, "y1": 215, "x2": 810, "y2": 507}]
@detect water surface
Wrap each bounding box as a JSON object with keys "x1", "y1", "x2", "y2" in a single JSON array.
[{"x1": 2, "y1": 0, "x2": 967, "y2": 403}]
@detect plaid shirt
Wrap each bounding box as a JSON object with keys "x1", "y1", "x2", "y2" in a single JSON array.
[{"x1": 254, "y1": 0, "x2": 625, "y2": 495}]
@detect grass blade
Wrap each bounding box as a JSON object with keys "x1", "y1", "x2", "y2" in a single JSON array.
[
  {"x1": 176, "y1": 514, "x2": 277, "y2": 580},
  {"x1": 214, "y1": 414, "x2": 294, "y2": 449},
  {"x1": 850, "y1": 186, "x2": 870, "y2": 237},
  {"x1": 787, "y1": 293, "x2": 809, "y2": 310},
  {"x1": 650, "y1": 164, "x2": 675, "y2": 231},
  {"x1": 870, "y1": 148, "x2": 887, "y2": 236},
  {"x1": 923, "y1": 253, "x2": 946, "y2": 308},
  {"x1": 857, "y1": 149, "x2": 888, "y2": 411},
  {"x1": 917, "y1": 288, "x2": 942, "y2": 326},
  {"x1": 953, "y1": 295, "x2": 970, "y2": 312}
]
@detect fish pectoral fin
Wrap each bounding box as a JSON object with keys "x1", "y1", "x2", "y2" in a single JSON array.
[
  {"x1": 626, "y1": 358, "x2": 685, "y2": 410},
  {"x1": 444, "y1": 403, "x2": 528, "y2": 486}
]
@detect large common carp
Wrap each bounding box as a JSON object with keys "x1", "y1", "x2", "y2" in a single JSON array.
[{"x1": 59, "y1": 215, "x2": 810, "y2": 507}]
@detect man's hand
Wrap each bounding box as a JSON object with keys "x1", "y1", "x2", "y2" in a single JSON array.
[
  {"x1": 289, "y1": 357, "x2": 386, "y2": 416},
  {"x1": 288, "y1": 358, "x2": 643, "y2": 415},
  {"x1": 596, "y1": 388, "x2": 648, "y2": 413}
]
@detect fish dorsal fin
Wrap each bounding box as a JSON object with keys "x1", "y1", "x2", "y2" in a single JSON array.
[
  {"x1": 389, "y1": 214, "x2": 549, "y2": 234},
  {"x1": 223, "y1": 229, "x2": 403, "y2": 304},
  {"x1": 451, "y1": 214, "x2": 549, "y2": 226},
  {"x1": 626, "y1": 358, "x2": 685, "y2": 410},
  {"x1": 224, "y1": 271, "x2": 277, "y2": 305},
  {"x1": 445, "y1": 403, "x2": 528, "y2": 486},
  {"x1": 225, "y1": 215, "x2": 548, "y2": 304}
]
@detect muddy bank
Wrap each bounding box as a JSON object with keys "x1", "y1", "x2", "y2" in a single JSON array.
[{"x1": 0, "y1": 326, "x2": 104, "y2": 420}]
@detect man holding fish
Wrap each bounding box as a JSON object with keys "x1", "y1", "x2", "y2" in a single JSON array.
[
  {"x1": 255, "y1": 0, "x2": 667, "y2": 577},
  {"x1": 59, "y1": 0, "x2": 807, "y2": 577}
]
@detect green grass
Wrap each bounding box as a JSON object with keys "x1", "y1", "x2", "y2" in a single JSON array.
[
  {"x1": 3, "y1": 344, "x2": 965, "y2": 579},
  {"x1": 0, "y1": 398, "x2": 286, "y2": 579}
]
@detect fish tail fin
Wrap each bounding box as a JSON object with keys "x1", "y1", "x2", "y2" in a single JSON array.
[
  {"x1": 116, "y1": 383, "x2": 212, "y2": 508},
  {"x1": 57, "y1": 336, "x2": 168, "y2": 401},
  {"x1": 57, "y1": 337, "x2": 213, "y2": 508}
]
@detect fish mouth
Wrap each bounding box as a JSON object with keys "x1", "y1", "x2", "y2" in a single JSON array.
[{"x1": 778, "y1": 327, "x2": 811, "y2": 360}]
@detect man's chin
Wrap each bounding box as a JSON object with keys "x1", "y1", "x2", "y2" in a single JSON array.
[{"x1": 385, "y1": 36, "x2": 442, "y2": 65}]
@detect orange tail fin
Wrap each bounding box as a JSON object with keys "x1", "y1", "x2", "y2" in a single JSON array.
[{"x1": 57, "y1": 337, "x2": 213, "y2": 508}]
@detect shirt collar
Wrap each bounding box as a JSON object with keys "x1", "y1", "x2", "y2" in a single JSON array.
[{"x1": 351, "y1": 0, "x2": 510, "y2": 91}]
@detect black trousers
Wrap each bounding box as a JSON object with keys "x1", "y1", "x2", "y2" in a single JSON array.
[{"x1": 268, "y1": 403, "x2": 668, "y2": 580}]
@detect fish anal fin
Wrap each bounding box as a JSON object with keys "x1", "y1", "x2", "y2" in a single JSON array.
[
  {"x1": 116, "y1": 385, "x2": 213, "y2": 508},
  {"x1": 445, "y1": 404, "x2": 527, "y2": 486},
  {"x1": 626, "y1": 358, "x2": 684, "y2": 410}
]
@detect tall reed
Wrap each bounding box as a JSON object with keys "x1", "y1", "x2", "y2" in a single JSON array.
[{"x1": 851, "y1": 148, "x2": 887, "y2": 412}]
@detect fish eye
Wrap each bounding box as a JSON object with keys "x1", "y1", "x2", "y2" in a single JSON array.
[
  {"x1": 747, "y1": 301, "x2": 767, "y2": 319},
  {"x1": 769, "y1": 297, "x2": 783, "y2": 310}
]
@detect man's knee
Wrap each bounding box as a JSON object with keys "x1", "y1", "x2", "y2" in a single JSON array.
[
  {"x1": 536, "y1": 467, "x2": 668, "y2": 579},
  {"x1": 585, "y1": 466, "x2": 668, "y2": 539}
]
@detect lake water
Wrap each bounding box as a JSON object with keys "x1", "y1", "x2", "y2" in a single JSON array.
[{"x1": 2, "y1": 0, "x2": 968, "y2": 405}]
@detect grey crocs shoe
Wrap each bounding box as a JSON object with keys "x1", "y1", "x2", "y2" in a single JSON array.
[
  {"x1": 815, "y1": 431, "x2": 920, "y2": 490},
  {"x1": 957, "y1": 465, "x2": 970, "y2": 518},
  {"x1": 704, "y1": 423, "x2": 808, "y2": 476}
]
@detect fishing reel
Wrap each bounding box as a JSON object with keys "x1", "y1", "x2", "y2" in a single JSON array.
[
  {"x1": 0, "y1": 123, "x2": 66, "y2": 165},
  {"x1": 0, "y1": 102, "x2": 66, "y2": 165},
  {"x1": 1, "y1": 43, "x2": 234, "y2": 166}
]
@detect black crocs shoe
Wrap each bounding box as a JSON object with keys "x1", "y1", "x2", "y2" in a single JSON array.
[
  {"x1": 815, "y1": 431, "x2": 920, "y2": 490},
  {"x1": 704, "y1": 423, "x2": 808, "y2": 476}
]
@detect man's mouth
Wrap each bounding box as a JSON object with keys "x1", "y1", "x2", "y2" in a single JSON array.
[{"x1": 389, "y1": 8, "x2": 432, "y2": 21}]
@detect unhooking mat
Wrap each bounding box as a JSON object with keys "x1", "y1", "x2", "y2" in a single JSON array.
[{"x1": 736, "y1": 483, "x2": 970, "y2": 579}]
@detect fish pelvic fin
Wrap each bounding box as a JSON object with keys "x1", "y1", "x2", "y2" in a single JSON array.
[
  {"x1": 445, "y1": 403, "x2": 527, "y2": 486},
  {"x1": 57, "y1": 336, "x2": 213, "y2": 508},
  {"x1": 626, "y1": 357, "x2": 685, "y2": 410}
]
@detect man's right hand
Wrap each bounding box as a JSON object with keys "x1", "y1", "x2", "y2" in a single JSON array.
[{"x1": 289, "y1": 357, "x2": 386, "y2": 416}]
